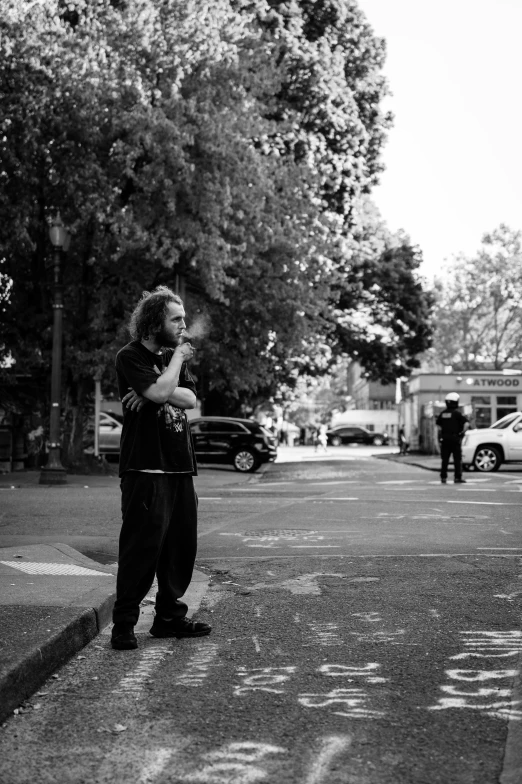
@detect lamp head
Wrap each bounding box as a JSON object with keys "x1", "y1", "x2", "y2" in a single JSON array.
[{"x1": 49, "y1": 213, "x2": 67, "y2": 248}]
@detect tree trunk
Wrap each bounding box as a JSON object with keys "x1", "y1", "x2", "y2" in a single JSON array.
[{"x1": 62, "y1": 377, "x2": 94, "y2": 471}]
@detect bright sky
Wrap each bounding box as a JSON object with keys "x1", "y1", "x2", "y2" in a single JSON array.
[{"x1": 357, "y1": 0, "x2": 522, "y2": 280}]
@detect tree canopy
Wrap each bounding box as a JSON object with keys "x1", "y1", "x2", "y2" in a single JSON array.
[
  {"x1": 430, "y1": 225, "x2": 522, "y2": 371},
  {"x1": 0, "y1": 0, "x2": 433, "y2": 466}
]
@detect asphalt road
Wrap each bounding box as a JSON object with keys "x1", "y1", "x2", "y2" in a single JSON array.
[{"x1": 1, "y1": 453, "x2": 522, "y2": 783}]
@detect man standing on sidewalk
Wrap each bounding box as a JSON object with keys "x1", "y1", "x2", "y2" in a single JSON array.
[
  {"x1": 111, "y1": 286, "x2": 211, "y2": 650},
  {"x1": 436, "y1": 392, "x2": 469, "y2": 485}
]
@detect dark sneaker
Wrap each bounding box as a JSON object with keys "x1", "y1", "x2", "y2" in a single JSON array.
[
  {"x1": 441, "y1": 478, "x2": 447, "y2": 484},
  {"x1": 149, "y1": 617, "x2": 212, "y2": 639},
  {"x1": 111, "y1": 624, "x2": 138, "y2": 650},
  {"x1": 454, "y1": 478, "x2": 467, "y2": 483}
]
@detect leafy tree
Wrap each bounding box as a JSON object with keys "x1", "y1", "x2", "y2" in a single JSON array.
[
  {"x1": 324, "y1": 200, "x2": 433, "y2": 382},
  {"x1": 258, "y1": 0, "x2": 392, "y2": 215},
  {"x1": 430, "y1": 225, "x2": 522, "y2": 370},
  {"x1": 0, "y1": 0, "x2": 333, "y2": 460},
  {"x1": 247, "y1": 1, "x2": 433, "y2": 385}
]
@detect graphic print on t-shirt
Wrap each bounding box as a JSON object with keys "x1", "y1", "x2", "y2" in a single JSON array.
[{"x1": 153, "y1": 363, "x2": 186, "y2": 434}]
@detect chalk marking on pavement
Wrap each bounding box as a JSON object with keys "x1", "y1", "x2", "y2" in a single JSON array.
[
  {"x1": 112, "y1": 644, "x2": 171, "y2": 694},
  {"x1": 349, "y1": 629, "x2": 408, "y2": 644},
  {"x1": 304, "y1": 736, "x2": 351, "y2": 784},
  {"x1": 429, "y1": 632, "x2": 522, "y2": 721},
  {"x1": 180, "y1": 742, "x2": 286, "y2": 783},
  {"x1": 299, "y1": 685, "x2": 385, "y2": 719},
  {"x1": 319, "y1": 663, "x2": 387, "y2": 683},
  {"x1": 138, "y1": 749, "x2": 172, "y2": 783},
  {"x1": 351, "y1": 612, "x2": 382, "y2": 623},
  {"x1": 175, "y1": 642, "x2": 220, "y2": 687},
  {"x1": 306, "y1": 622, "x2": 343, "y2": 647},
  {"x1": 234, "y1": 666, "x2": 297, "y2": 696}
]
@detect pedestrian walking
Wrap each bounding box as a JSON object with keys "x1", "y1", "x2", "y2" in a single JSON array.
[
  {"x1": 315, "y1": 424, "x2": 328, "y2": 453},
  {"x1": 398, "y1": 426, "x2": 409, "y2": 455},
  {"x1": 436, "y1": 392, "x2": 469, "y2": 485},
  {"x1": 111, "y1": 286, "x2": 211, "y2": 651}
]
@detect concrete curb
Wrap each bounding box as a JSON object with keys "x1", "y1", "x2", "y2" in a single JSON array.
[
  {"x1": 0, "y1": 595, "x2": 115, "y2": 724},
  {"x1": 375, "y1": 453, "x2": 440, "y2": 472}
]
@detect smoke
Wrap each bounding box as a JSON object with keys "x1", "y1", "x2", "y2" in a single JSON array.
[{"x1": 183, "y1": 313, "x2": 210, "y2": 343}]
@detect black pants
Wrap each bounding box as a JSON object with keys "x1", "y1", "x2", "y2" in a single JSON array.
[
  {"x1": 112, "y1": 473, "x2": 198, "y2": 627},
  {"x1": 440, "y1": 437, "x2": 462, "y2": 481}
]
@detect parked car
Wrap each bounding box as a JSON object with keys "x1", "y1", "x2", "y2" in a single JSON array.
[
  {"x1": 83, "y1": 411, "x2": 123, "y2": 456},
  {"x1": 462, "y1": 411, "x2": 522, "y2": 472},
  {"x1": 326, "y1": 425, "x2": 389, "y2": 447},
  {"x1": 98, "y1": 412, "x2": 123, "y2": 454},
  {"x1": 189, "y1": 417, "x2": 277, "y2": 472}
]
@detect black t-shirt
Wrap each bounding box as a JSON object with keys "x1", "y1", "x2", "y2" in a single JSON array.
[
  {"x1": 436, "y1": 408, "x2": 468, "y2": 438},
  {"x1": 115, "y1": 340, "x2": 197, "y2": 476}
]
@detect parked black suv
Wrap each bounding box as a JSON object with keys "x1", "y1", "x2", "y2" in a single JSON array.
[{"x1": 189, "y1": 417, "x2": 277, "y2": 472}]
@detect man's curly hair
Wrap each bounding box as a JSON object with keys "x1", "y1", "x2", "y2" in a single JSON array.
[{"x1": 128, "y1": 286, "x2": 183, "y2": 341}]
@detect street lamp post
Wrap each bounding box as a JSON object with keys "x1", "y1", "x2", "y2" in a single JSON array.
[{"x1": 39, "y1": 214, "x2": 70, "y2": 485}]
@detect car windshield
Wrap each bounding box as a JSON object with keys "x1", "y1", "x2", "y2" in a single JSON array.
[{"x1": 490, "y1": 413, "x2": 520, "y2": 429}]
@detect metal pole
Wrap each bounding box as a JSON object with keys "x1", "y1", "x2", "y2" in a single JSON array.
[
  {"x1": 94, "y1": 380, "x2": 101, "y2": 458},
  {"x1": 39, "y1": 247, "x2": 67, "y2": 485}
]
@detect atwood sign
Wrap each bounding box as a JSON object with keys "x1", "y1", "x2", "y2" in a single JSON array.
[{"x1": 467, "y1": 377, "x2": 520, "y2": 387}]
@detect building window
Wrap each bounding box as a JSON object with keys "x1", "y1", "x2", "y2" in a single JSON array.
[
  {"x1": 471, "y1": 396, "x2": 492, "y2": 428},
  {"x1": 496, "y1": 396, "x2": 518, "y2": 421}
]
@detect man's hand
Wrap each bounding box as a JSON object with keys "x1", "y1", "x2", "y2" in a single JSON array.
[
  {"x1": 122, "y1": 388, "x2": 147, "y2": 412},
  {"x1": 174, "y1": 342, "x2": 195, "y2": 362}
]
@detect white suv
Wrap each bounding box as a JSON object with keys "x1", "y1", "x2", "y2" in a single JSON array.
[{"x1": 461, "y1": 412, "x2": 522, "y2": 472}]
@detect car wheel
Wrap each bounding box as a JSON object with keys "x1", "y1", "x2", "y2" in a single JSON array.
[
  {"x1": 331, "y1": 436, "x2": 342, "y2": 447},
  {"x1": 233, "y1": 448, "x2": 259, "y2": 473},
  {"x1": 473, "y1": 446, "x2": 502, "y2": 472},
  {"x1": 372, "y1": 436, "x2": 384, "y2": 446}
]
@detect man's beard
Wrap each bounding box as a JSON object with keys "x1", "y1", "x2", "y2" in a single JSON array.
[{"x1": 155, "y1": 327, "x2": 180, "y2": 348}]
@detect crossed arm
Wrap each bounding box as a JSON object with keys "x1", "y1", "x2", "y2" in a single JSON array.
[{"x1": 122, "y1": 386, "x2": 196, "y2": 412}]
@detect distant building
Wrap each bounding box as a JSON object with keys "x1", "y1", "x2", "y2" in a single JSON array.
[
  {"x1": 347, "y1": 362, "x2": 397, "y2": 411},
  {"x1": 333, "y1": 362, "x2": 399, "y2": 441}
]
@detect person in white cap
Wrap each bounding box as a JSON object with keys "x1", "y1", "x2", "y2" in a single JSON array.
[{"x1": 436, "y1": 392, "x2": 469, "y2": 484}]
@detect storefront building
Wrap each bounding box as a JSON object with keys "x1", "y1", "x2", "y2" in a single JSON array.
[
  {"x1": 399, "y1": 371, "x2": 522, "y2": 453},
  {"x1": 344, "y1": 361, "x2": 399, "y2": 442}
]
